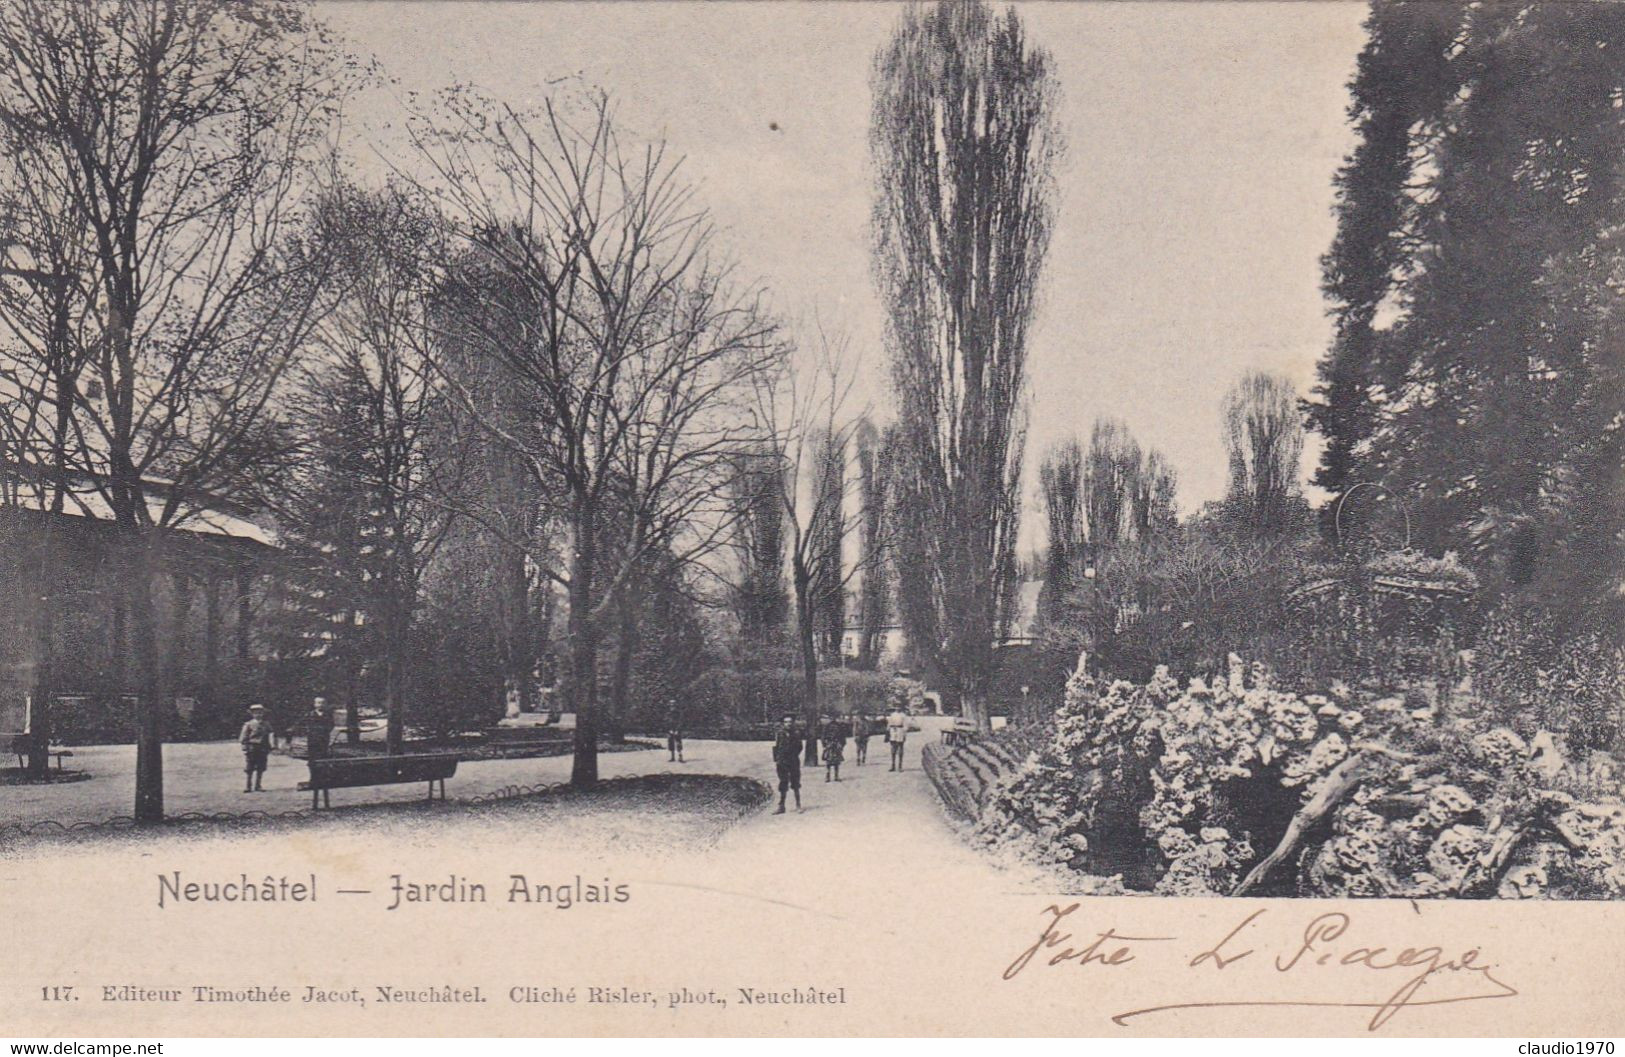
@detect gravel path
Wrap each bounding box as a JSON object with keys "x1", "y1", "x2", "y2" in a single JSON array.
[{"x1": 0, "y1": 730, "x2": 1092, "y2": 1036}]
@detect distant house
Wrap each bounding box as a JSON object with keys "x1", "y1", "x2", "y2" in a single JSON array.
[{"x1": 0, "y1": 468, "x2": 282, "y2": 742}]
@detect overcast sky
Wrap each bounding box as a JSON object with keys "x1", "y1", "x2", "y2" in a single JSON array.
[{"x1": 318, "y1": 0, "x2": 1370, "y2": 539}]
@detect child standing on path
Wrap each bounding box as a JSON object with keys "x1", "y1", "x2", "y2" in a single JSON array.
[
  {"x1": 821, "y1": 716, "x2": 845, "y2": 782},
  {"x1": 239, "y1": 703, "x2": 273, "y2": 792}
]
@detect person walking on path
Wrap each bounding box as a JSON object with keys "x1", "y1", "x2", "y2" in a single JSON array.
[
  {"x1": 306, "y1": 697, "x2": 334, "y2": 760},
  {"x1": 851, "y1": 711, "x2": 869, "y2": 766},
  {"x1": 771, "y1": 715, "x2": 803, "y2": 814},
  {"x1": 821, "y1": 715, "x2": 846, "y2": 782},
  {"x1": 666, "y1": 699, "x2": 685, "y2": 763},
  {"x1": 239, "y1": 704, "x2": 273, "y2": 792},
  {"x1": 886, "y1": 707, "x2": 914, "y2": 772}
]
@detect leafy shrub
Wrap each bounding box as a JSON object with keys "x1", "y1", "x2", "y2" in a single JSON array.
[
  {"x1": 406, "y1": 612, "x2": 506, "y2": 741},
  {"x1": 1473, "y1": 598, "x2": 1624, "y2": 752},
  {"x1": 820, "y1": 668, "x2": 894, "y2": 715}
]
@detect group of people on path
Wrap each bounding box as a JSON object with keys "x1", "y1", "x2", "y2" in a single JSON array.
[
  {"x1": 241, "y1": 693, "x2": 924, "y2": 808},
  {"x1": 236, "y1": 697, "x2": 338, "y2": 793},
  {"x1": 769, "y1": 707, "x2": 919, "y2": 814}
]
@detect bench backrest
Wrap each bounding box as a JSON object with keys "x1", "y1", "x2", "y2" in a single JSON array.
[{"x1": 307, "y1": 753, "x2": 459, "y2": 788}]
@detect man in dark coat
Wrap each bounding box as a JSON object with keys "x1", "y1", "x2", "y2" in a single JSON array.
[
  {"x1": 306, "y1": 697, "x2": 334, "y2": 760},
  {"x1": 771, "y1": 715, "x2": 802, "y2": 814}
]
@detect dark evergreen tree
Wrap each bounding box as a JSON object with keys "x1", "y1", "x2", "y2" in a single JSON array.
[
  {"x1": 1312, "y1": 1, "x2": 1625, "y2": 604},
  {"x1": 728, "y1": 442, "x2": 790, "y2": 648},
  {"x1": 1311, "y1": 1, "x2": 1460, "y2": 519}
]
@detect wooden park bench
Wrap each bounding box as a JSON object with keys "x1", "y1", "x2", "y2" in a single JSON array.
[
  {"x1": 0, "y1": 732, "x2": 73, "y2": 771},
  {"x1": 298, "y1": 753, "x2": 459, "y2": 810}
]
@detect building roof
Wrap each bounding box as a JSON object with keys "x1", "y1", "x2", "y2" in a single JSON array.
[{"x1": 1, "y1": 466, "x2": 277, "y2": 549}]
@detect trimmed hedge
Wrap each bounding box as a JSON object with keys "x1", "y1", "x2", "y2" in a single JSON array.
[{"x1": 655, "y1": 667, "x2": 900, "y2": 735}]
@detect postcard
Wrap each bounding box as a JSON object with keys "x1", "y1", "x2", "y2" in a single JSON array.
[{"x1": 2, "y1": 0, "x2": 1622, "y2": 1040}]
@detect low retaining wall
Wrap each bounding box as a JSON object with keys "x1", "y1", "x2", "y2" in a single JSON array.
[{"x1": 921, "y1": 734, "x2": 1029, "y2": 825}]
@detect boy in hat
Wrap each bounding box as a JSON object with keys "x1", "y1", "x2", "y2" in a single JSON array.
[
  {"x1": 771, "y1": 715, "x2": 802, "y2": 814},
  {"x1": 239, "y1": 704, "x2": 273, "y2": 792}
]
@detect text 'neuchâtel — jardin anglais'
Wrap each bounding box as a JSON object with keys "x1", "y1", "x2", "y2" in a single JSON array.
[{"x1": 156, "y1": 872, "x2": 632, "y2": 911}]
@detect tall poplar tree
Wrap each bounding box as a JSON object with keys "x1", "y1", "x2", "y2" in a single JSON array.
[{"x1": 870, "y1": 0, "x2": 1061, "y2": 731}]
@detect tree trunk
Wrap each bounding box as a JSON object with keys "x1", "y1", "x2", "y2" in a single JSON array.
[
  {"x1": 504, "y1": 543, "x2": 536, "y2": 714},
  {"x1": 606, "y1": 584, "x2": 637, "y2": 744},
  {"x1": 169, "y1": 573, "x2": 193, "y2": 722},
  {"x1": 962, "y1": 686, "x2": 990, "y2": 733},
  {"x1": 234, "y1": 570, "x2": 252, "y2": 662},
  {"x1": 797, "y1": 586, "x2": 820, "y2": 766},
  {"x1": 568, "y1": 526, "x2": 600, "y2": 787},
  {"x1": 128, "y1": 534, "x2": 166, "y2": 824},
  {"x1": 29, "y1": 337, "x2": 75, "y2": 778},
  {"x1": 1232, "y1": 751, "x2": 1375, "y2": 896},
  {"x1": 26, "y1": 533, "x2": 56, "y2": 779},
  {"x1": 384, "y1": 604, "x2": 406, "y2": 755},
  {"x1": 341, "y1": 608, "x2": 362, "y2": 747}
]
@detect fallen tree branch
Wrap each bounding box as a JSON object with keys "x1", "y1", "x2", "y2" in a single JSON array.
[
  {"x1": 1232, "y1": 751, "x2": 1377, "y2": 897},
  {"x1": 1456, "y1": 819, "x2": 1534, "y2": 898}
]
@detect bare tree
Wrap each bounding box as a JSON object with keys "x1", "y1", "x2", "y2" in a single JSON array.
[
  {"x1": 408, "y1": 90, "x2": 780, "y2": 786},
  {"x1": 1039, "y1": 421, "x2": 1176, "y2": 633},
  {"x1": 1082, "y1": 418, "x2": 1175, "y2": 551},
  {"x1": 1222, "y1": 370, "x2": 1305, "y2": 537},
  {"x1": 287, "y1": 181, "x2": 469, "y2": 754},
  {"x1": 0, "y1": 0, "x2": 344, "y2": 820},
  {"x1": 0, "y1": 87, "x2": 99, "y2": 776},
  {"x1": 871, "y1": 0, "x2": 1062, "y2": 731},
  {"x1": 852, "y1": 418, "x2": 895, "y2": 670},
  {"x1": 750, "y1": 326, "x2": 880, "y2": 764},
  {"x1": 807, "y1": 424, "x2": 847, "y2": 662}
]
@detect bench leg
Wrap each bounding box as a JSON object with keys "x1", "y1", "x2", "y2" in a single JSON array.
[
  {"x1": 312, "y1": 788, "x2": 319, "y2": 811},
  {"x1": 323, "y1": 789, "x2": 330, "y2": 809}
]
